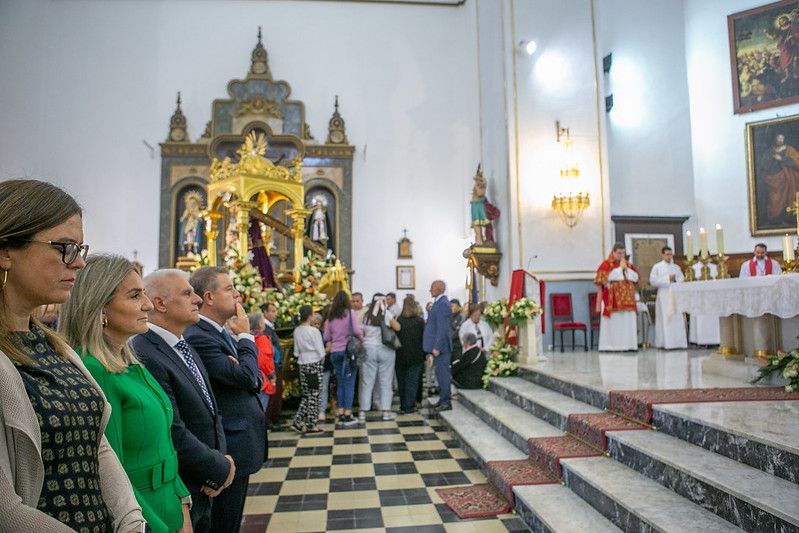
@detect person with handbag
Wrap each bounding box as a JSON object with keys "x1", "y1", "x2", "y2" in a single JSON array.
[
  {"x1": 291, "y1": 305, "x2": 326, "y2": 434},
  {"x1": 359, "y1": 294, "x2": 401, "y2": 421},
  {"x1": 323, "y1": 291, "x2": 362, "y2": 427}
]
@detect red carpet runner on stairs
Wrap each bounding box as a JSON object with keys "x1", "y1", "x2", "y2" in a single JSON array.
[{"x1": 609, "y1": 386, "x2": 799, "y2": 425}]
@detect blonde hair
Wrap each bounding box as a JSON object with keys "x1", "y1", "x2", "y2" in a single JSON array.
[
  {"x1": 59, "y1": 254, "x2": 140, "y2": 373},
  {"x1": 0, "y1": 179, "x2": 82, "y2": 364}
]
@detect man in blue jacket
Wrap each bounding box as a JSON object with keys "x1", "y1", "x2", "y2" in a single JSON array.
[
  {"x1": 185, "y1": 266, "x2": 265, "y2": 533},
  {"x1": 423, "y1": 279, "x2": 453, "y2": 411}
]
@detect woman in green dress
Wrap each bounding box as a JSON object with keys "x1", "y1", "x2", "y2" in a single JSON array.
[{"x1": 59, "y1": 254, "x2": 191, "y2": 533}]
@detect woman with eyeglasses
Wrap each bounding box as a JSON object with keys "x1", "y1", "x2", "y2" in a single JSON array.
[
  {"x1": 59, "y1": 254, "x2": 192, "y2": 533},
  {"x1": 0, "y1": 180, "x2": 144, "y2": 532}
]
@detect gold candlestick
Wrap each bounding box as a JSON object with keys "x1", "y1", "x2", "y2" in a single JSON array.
[
  {"x1": 699, "y1": 255, "x2": 711, "y2": 281},
  {"x1": 783, "y1": 258, "x2": 798, "y2": 273},
  {"x1": 684, "y1": 257, "x2": 696, "y2": 281},
  {"x1": 716, "y1": 254, "x2": 730, "y2": 279}
]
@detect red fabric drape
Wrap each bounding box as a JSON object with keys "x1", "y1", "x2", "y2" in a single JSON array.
[{"x1": 504, "y1": 269, "x2": 544, "y2": 344}]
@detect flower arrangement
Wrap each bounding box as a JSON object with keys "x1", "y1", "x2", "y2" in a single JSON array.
[
  {"x1": 482, "y1": 339, "x2": 519, "y2": 388},
  {"x1": 186, "y1": 249, "x2": 210, "y2": 266},
  {"x1": 752, "y1": 348, "x2": 799, "y2": 392},
  {"x1": 222, "y1": 248, "x2": 271, "y2": 313},
  {"x1": 482, "y1": 299, "x2": 508, "y2": 329},
  {"x1": 507, "y1": 297, "x2": 542, "y2": 326}
]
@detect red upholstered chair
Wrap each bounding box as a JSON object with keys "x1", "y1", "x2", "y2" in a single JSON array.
[
  {"x1": 549, "y1": 293, "x2": 588, "y2": 352},
  {"x1": 589, "y1": 293, "x2": 601, "y2": 349}
]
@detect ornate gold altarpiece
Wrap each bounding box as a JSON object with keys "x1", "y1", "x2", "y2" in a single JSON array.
[{"x1": 159, "y1": 29, "x2": 354, "y2": 274}]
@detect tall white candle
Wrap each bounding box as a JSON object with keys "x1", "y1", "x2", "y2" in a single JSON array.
[
  {"x1": 784, "y1": 235, "x2": 795, "y2": 262},
  {"x1": 686, "y1": 231, "x2": 694, "y2": 260},
  {"x1": 715, "y1": 224, "x2": 724, "y2": 255},
  {"x1": 699, "y1": 227, "x2": 708, "y2": 259}
]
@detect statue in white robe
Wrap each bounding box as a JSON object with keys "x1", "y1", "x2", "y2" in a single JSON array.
[{"x1": 649, "y1": 250, "x2": 687, "y2": 349}]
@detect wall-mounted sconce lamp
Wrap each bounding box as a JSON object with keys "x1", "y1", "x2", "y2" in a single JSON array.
[{"x1": 551, "y1": 121, "x2": 590, "y2": 228}]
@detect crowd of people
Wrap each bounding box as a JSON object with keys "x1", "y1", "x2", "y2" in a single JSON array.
[{"x1": 0, "y1": 179, "x2": 495, "y2": 533}]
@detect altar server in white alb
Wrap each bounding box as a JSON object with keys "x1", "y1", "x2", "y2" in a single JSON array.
[
  {"x1": 650, "y1": 246, "x2": 687, "y2": 349},
  {"x1": 594, "y1": 243, "x2": 640, "y2": 351},
  {"x1": 739, "y1": 243, "x2": 782, "y2": 277},
  {"x1": 458, "y1": 304, "x2": 494, "y2": 353}
]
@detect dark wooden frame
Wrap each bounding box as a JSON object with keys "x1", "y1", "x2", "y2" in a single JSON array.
[{"x1": 728, "y1": 0, "x2": 799, "y2": 114}]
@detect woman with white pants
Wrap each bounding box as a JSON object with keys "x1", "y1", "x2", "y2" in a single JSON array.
[{"x1": 359, "y1": 294, "x2": 401, "y2": 421}]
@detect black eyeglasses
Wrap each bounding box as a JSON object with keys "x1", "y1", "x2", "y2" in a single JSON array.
[{"x1": 24, "y1": 240, "x2": 90, "y2": 265}]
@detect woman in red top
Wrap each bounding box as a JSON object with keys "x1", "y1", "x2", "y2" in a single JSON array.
[{"x1": 248, "y1": 312, "x2": 276, "y2": 412}]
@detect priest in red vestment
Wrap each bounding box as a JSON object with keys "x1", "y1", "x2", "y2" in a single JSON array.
[
  {"x1": 738, "y1": 243, "x2": 782, "y2": 277},
  {"x1": 594, "y1": 243, "x2": 639, "y2": 351}
]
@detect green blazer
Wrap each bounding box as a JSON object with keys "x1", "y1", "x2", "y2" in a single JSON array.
[{"x1": 82, "y1": 352, "x2": 190, "y2": 533}]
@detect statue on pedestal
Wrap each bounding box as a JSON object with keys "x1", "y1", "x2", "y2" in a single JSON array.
[
  {"x1": 178, "y1": 191, "x2": 204, "y2": 255},
  {"x1": 470, "y1": 164, "x2": 500, "y2": 244},
  {"x1": 305, "y1": 198, "x2": 334, "y2": 253}
]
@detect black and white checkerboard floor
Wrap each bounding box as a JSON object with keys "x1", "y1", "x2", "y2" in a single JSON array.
[{"x1": 240, "y1": 412, "x2": 527, "y2": 532}]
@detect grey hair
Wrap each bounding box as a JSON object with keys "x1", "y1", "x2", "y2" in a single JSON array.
[
  {"x1": 143, "y1": 268, "x2": 189, "y2": 299},
  {"x1": 433, "y1": 279, "x2": 447, "y2": 291},
  {"x1": 58, "y1": 254, "x2": 140, "y2": 373},
  {"x1": 189, "y1": 266, "x2": 228, "y2": 305},
  {"x1": 462, "y1": 332, "x2": 477, "y2": 346},
  {"x1": 248, "y1": 312, "x2": 265, "y2": 332}
]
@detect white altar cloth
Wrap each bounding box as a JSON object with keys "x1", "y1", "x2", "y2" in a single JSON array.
[{"x1": 669, "y1": 274, "x2": 799, "y2": 319}]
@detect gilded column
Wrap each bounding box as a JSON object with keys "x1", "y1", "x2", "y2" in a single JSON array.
[
  {"x1": 286, "y1": 207, "x2": 311, "y2": 280},
  {"x1": 203, "y1": 211, "x2": 223, "y2": 266},
  {"x1": 235, "y1": 201, "x2": 259, "y2": 261}
]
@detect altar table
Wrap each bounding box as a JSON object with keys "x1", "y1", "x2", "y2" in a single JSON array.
[{"x1": 670, "y1": 274, "x2": 799, "y2": 358}]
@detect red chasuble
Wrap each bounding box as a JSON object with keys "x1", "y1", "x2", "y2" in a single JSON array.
[{"x1": 594, "y1": 255, "x2": 638, "y2": 318}]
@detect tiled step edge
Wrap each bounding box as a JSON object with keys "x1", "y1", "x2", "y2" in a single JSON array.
[
  {"x1": 457, "y1": 388, "x2": 562, "y2": 453},
  {"x1": 516, "y1": 365, "x2": 608, "y2": 409},
  {"x1": 513, "y1": 484, "x2": 622, "y2": 533},
  {"x1": 561, "y1": 456, "x2": 744, "y2": 533},
  {"x1": 653, "y1": 406, "x2": 799, "y2": 485},
  {"x1": 487, "y1": 377, "x2": 602, "y2": 431},
  {"x1": 607, "y1": 430, "x2": 799, "y2": 533}
]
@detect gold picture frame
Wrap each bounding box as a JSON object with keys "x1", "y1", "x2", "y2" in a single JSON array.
[
  {"x1": 746, "y1": 113, "x2": 799, "y2": 235},
  {"x1": 396, "y1": 265, "x2": 415, "y2": 290}
]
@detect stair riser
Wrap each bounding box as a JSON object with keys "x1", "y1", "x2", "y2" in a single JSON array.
[
  {"x1": 562, "y1": 464, "x2": 657, "y2": 533},
  {"x1": 517, "y1": 366, "x2": 608, "y2": 409},
  {"x1": 487, "y1": 380, "x2": 569, "y2": 431},
  {"x1": 513, "y1": 495, "x2": 555, "y2": 533},
  {"x1": 607, "y1": 436, "x2": 795, "y2": 533},
  {"x1": 654, "y1": 409, "x2": 798, "y2": 485},
  {"x1": 458, "y1": 393, "x2": 532, "y2": 453}
]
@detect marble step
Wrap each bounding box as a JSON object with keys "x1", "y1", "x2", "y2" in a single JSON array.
[
  {"x1": 456, "y1": 388, "x2": 563, "y2": 452},
  {"x1": 513, "y1": 484, "x2": 622, "y2": 533},
  {"x1": 517, "y1": 365, "x2": 608, "y2": 409},
  {"x1": 653, "y1": 401, "x2": 799, "y2": 485},
  {"x1": 439, "y1": 403, "x2": 621, "y2": 533},
  {"x1": 487, "y1": 376, "x2": 602, "y2": 431},
  {"x1": 607, "y1": 429, "x2": 799, "y2": 533},
  {"x1": 437, "y1": 402, "x2": 526, "y2": 467},
  {"x1": 561, "y1": 456, "x2": 744, "y2": 533}
]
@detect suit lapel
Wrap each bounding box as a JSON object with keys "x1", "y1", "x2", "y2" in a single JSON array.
[{"x1": 144, "y1": 330, "x2": 216, "y2": 415}]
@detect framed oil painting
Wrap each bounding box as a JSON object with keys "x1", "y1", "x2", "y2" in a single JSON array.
[
  {"x1": 624, "y1": 233, "x2": 675, "y2": 293},
  {"x1": 728, "y1": 0, "x2": 799, "y2": 114},
  {"x1": 396, "y1": 265, "x2": 415, "y2": 290},
  {"x1": 746, "y1": 114, "x2": 799, "y2": 235}
]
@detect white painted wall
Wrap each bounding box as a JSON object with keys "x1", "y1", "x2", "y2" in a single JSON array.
[
  {"x1": 0, "y1": 0, "x2": 479, "y2": 303},
  {"x1": 510, "y1": 0, "x2": 611, "y2": 279},
  {"x1": 684, "y1": 0, "x2": 799, "y2": 255},
  {"x1": 596, "y1": 0, "x2": 695, "y2": 220}
]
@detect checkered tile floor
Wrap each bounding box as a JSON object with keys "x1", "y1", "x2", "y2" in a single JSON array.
[{"x1": 241, "y1": 412, "x2": 527, "y2": 532}]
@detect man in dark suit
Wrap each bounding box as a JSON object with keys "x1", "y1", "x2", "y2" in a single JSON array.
[
  {"x1": 134, "y1": 269, "x2": 235, "y2": 533},
  {"x1": 423, "y1": 279, "x2": 453, "y2": 411},
  {"x1": 186, "y1": 266, "x2": 266, "y2": 533}
]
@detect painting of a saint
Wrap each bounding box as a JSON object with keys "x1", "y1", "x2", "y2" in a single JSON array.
[
  {"x1": 746, "y1": 114, "x2": 799, "y2": 234},
  {"x1": 729, "y1": 1, "x2": 799, "y2": 113}
]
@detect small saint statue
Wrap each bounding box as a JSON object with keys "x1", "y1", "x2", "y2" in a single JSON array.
[
  {"x1": 179, "y1": 191, "x2": 204, "y2": 255},
  {"x1": 470, "y1": 164, "x2": 500, "y2": 244},
  {"x1": 305, "y1": 198, "x2": 335, "y2": 253}
]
